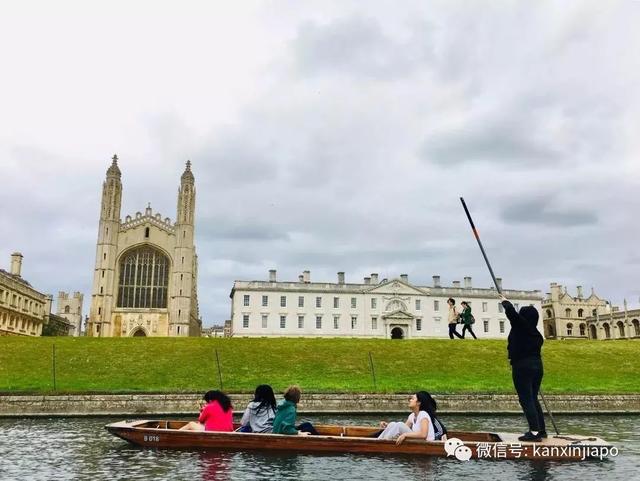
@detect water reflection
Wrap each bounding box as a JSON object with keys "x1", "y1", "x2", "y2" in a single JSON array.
[{"x1": 198, "y1": 451, "x2": 233, "y2": 481}]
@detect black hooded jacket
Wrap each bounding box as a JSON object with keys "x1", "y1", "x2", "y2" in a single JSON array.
[{"x1": 502, "y1": 301, "x2": 544, "y2": 364}]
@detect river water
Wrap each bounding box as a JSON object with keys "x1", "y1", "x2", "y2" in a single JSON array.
[{"x1": 1, "y1": 414, "x2": 638, "y2": 481}]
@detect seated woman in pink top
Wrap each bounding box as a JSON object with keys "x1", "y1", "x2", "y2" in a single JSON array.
[{"x1": 179, "y1": 390, "x2": 234, "y2": 432}]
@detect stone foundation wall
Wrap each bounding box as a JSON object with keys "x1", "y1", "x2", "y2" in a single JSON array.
[{"x1": 1, "y1": 393, "x2": 639, "y2": 417}]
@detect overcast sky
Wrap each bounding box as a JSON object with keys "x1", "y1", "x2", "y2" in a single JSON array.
[{"x1": 1, "y1": 1, "x2": 639, "y2": 326}]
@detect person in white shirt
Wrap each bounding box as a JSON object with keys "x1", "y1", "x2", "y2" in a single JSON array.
[
  {"x1": 448, "y1": 297, "x2": 463, "y2": 339},
  {"x1": 378, "y1": 392, "x2": 446, "y2": 444}
]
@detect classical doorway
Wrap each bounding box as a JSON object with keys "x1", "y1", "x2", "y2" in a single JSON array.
[
  {"x1": 391, "y1": 327, "x2": 405, "y2": 339},
  {"x1": 132, "y1": 328, "x2": 147, "y2": 337},
  {"x1": 589, "y1": 324, "x2": 597, "y2": 339}
]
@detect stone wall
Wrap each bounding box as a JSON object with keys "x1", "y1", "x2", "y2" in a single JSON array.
[{"x1": 1, "y1": 393, "x2": 639, "y2": 417}]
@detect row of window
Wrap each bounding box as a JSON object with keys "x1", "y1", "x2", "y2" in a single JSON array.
[
  {"x1": 561, "y1": 320, "x2": 640, "y2": 338},
  {"x1": 0, "y1": 311, "x2": 40, "y2": 333},
  {"x1": 242, "y1": 314, "x2": 392, "y2": 330},
  {"x1": 565, "y1": 323, "x2": 587, "y2": 336},
  {"x1": 242, "y1": 294, "x2": 503, "y2": 313},
  {"x1": 564, "y1": 308, "x2": 589, "y2": 318},
  {"x1": 0, "y1": 288, "x2": 43, "y2": 316},
  {"x1": 545, "y1": 308, "x2": 599, "y2": 320},
  {"x1": 240, "y1": 314, "x2": 507, "y2": 333}
]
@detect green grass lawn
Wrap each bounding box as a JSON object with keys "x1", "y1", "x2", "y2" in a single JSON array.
[{"x1": 0, "y1": 337, "x2": 638, "y2": 394}]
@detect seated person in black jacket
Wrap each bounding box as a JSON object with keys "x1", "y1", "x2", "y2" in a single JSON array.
[{"x1": 500, "y1": 295, "x2": 547, "y2": 442}]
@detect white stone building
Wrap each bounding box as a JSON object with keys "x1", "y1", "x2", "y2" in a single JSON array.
[
  {"x1": 0, "y1": 253, "x2": 50, "y2": 337},
  {"x1": 542, "y1": 283, "x2": 640, "y2": 340},
  {"x1": 584, "y1": 303, "x2": 640, "y2": 340},
  {"x1": 86, "y1": 155, "x2": 201, "y2": 337},
  {"x1": 541, "y1": 283, "x2": 608, "y2": 339},
  {"x1": 56, "y1": 291, "x2": 84, "y2": 336},
  {"x1": 229, "y1": 270, "x2": 543, "y2": 339}
]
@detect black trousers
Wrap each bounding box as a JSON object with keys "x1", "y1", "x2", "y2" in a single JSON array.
[
  {"x1": 448, "y1": 324, "x2": 463, "y2": 339},
  {"x1": 511, "y1": 357, "x2": 546, "y2": 433},
  {"x1": 297, "y1": 422, "x2": 319, "y2": 435},
  {"x1": 461, "y1": 324, "x2": 477, "y2": 339}
]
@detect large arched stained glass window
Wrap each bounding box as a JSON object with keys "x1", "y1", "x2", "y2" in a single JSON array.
[{"x1": 117, "y1": 246, "x2": 170, "y2": 308}]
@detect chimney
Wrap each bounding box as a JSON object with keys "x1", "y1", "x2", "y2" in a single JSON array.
[
  {"x1": 433, "y1": 275, "x2": 441, "y2": 287},
  {"x1": 303, "y1": 270, "x2": 310, "y2": 283},
  {"x1": 577, "y1": 286, "x2": 583, "y2": 298},
  {"x1": 298, "y1": 275, "x2": 304, "y2": 283},
  {"x1": 400, "y1": 274, "x2": 408, "y2": 283},
  {"x1": 44, "y1": 294, "x2": 53, "y2": 323},
  {"x1": 10, "y1": 252, "x2": 23, "y2": 277},
  {"x1": 453, "y1": 280, "x2": 461, "y2": 288},
  {"x1": 269, "y1": 269, "x2": 276, "y2": 282},
  {"x1": 371, "y1": 273, "x2": 379, "y2": 284},
  {"x1": 464, "y1": 276, "x2": 472, "y2": 289},
  {"x1": 496, "y1": 277, "x2": 503, "y2": 290},
  {"x1": 337, "y1": 272, "x2": 345, "y2": 284},
  {"x1": 364, "y1": 276, "x2": 371, "y2": 285}
]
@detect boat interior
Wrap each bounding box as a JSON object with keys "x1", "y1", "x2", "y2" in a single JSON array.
[{"x1": 127, "y1": 420, "x2": 503, "y2": 443}]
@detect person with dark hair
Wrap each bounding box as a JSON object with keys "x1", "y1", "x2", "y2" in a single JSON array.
[
  {"x1": 419, "y1": 391, "x2": 448, "y2": 441},
  {"x1": 460, "y1": 301, "x2": 477, "y2": 339},
  {"x1": 238, "y1": 384, "x2": 277, "y2": 433},
  {"x1": 500, "y1": 294, "x2": 547, "y2": 442},
  {"x1": 377, "y1": 391, "x2": 446, "y2": 443},
  {"x1": 447, "y1": 298, "x2": 463, "y2": 339},
  {"x1": 272, "y1": 385, "x2": 318, "y2": 435},
  {"x1": 179, "y1": 390, "x2": 234, "y2": 432}
]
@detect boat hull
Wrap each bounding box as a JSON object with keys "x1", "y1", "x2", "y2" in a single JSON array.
[{"x1": 105, "y1": 420, "x2": 612, "y2": 461}]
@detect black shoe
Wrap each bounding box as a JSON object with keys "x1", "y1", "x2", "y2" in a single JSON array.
[
  {"x1": 518, "y1": 431, "x2": 542, "y2": 442},
  {"x1": 538, "y1": 431, "x2": 548, "y2": 438}
]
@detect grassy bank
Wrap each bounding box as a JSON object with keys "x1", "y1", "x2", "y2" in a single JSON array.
[{"x1": 0, "y1": 337, "x2": 638, "y2": 394}]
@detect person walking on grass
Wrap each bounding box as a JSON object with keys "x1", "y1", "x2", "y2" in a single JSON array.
[
  {"x1": 500, "y1": 294, "x2": 547, "y2": 442},
  {"x1": 460, "y1": 301, "x2": 477, "y2": 339},
  {"x1": 447, "y1": 298, "x2": 463, "y2": 339}
]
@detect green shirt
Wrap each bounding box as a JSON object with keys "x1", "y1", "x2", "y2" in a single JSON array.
[
  {"x1": 272, "y1": 399, "x2": 298, "y2": 435},
  {"x1": 461, "y1": 306, "x2": 474, "y2": 325}
]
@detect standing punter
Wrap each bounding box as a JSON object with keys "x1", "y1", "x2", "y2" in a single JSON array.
[{"x1": 500, "y1": 294, "x2": 547, "y2": 442}]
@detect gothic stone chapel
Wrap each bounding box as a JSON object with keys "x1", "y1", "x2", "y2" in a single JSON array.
[{"x1": 86, "y1": 156, "x2": 201, "y2": 337}]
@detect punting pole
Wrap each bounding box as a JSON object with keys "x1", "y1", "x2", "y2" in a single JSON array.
[{"x1": 459, "y1": 197, "x2": 560, "y2": 436}]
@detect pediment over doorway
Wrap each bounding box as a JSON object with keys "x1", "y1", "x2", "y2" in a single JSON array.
[
  {"x1": 382, "y1": 309, "x2": 415, "y2": 321},
  {"x1": 366, "y1": 279, "x2": 426, "y2": 296}
]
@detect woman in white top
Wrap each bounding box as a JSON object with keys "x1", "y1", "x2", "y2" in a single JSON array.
[{"x1": 378, "y1": 392, "x2": 438, "y2": 444}]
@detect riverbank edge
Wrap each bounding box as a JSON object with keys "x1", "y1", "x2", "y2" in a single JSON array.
[{"x1": 1, "y1": 393, "x2": 640, "y2": 417}]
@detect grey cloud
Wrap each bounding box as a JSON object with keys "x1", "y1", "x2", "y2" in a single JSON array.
[
  {"x1": 191, "y1": 130, "x2": 280, "y2": 186},
  {"x1": 420, "y1": 113, "x2": 563, "y2": 167},
  {"x1": 198, "y1": 217, "x2": 290, "y2": 242},
  {"x1": 292, "y1": 15, "x2": 433, "y2": 79},
  {"x1": 501, "y1": 196, "x2": 598, "y2": 227}
]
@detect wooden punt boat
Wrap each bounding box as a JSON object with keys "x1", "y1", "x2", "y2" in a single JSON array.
[{"x1": 105, "y1": 420, "x2": 612, "y2": 461}]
